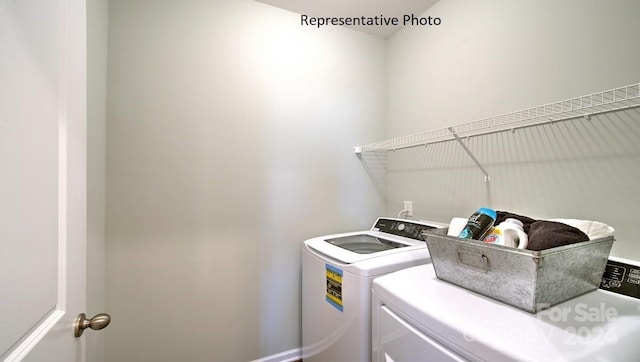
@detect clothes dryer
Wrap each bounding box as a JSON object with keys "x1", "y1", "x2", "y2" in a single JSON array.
[
  {"x1": 302, "y1": 217, "x2": 446, "y2": 362},
  {"x1": 372, "y1": 264, "x2": 640, "y2": 362}
]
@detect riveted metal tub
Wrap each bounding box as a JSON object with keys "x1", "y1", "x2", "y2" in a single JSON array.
[{"x1": 424, "y1": 230, "x2": 614, "y2": 313}]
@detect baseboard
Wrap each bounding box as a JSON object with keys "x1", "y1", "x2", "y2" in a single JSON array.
[{"x1": 250, "y1": 347, "x2": 302, "y2": 362}]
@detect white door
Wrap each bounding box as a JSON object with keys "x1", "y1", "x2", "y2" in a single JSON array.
[{"x1": 1, "y1": 0, "x2": 87, "y2": 361}]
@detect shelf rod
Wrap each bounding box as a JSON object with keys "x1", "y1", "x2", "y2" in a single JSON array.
[
  {"x1": 354, "y1": 83, "x2": 640, "y2": 153},
  {"x1": 448, "y1": 127, "x2": 490, "y2": 182},
  {"x1": 356, "y1": 101, "x2": 640, "y2": 154}
]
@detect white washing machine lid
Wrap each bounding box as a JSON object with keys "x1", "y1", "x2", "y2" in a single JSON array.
[
  {"x1": 305, "y1": 218, "x2": 447, "y2": 265},
  {"x1": 324, "y1": 234, "x2": 413, "y2": 254},
  {"x1": 373, "y1": 264, "x2": 640, "y2": 362},
  {"x1": 305, "y1": 231, "x2": 423, "y2": 265}
]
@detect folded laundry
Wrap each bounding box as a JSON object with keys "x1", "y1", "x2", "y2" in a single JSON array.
[
  {"x1": 459, "y1": 211, "x2": 613, "y2": 251},
  {"x1": 495, "y1": 211, "x2": 537, "y2": 234},
  {"x1": 548, "y1": 218, "x2": 615, "y2": 240},
  {"x1": 526, "y1": 220, "x2": 589, "y2": 251}
]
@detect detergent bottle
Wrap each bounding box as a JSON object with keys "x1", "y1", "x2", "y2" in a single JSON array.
[
  {"x1": 483, "y1": 218, "x2": 528, "y2": 249},
  {"x1": 457, "y1": 207, "x2": 497, "y2": 240}
]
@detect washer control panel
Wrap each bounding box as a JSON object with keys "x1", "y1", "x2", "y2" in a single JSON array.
[{"x1": 373, "y1": 218, "x2": 442, "y2": 241}]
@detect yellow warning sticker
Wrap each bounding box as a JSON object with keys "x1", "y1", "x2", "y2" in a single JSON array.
[{"x1": 326, "y1": 264, "x2": 343, "y2": 312}]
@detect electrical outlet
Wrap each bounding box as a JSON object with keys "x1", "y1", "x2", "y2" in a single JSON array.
[{"x1": 403, "y1": 201, "x2": 413, "y2": 217}]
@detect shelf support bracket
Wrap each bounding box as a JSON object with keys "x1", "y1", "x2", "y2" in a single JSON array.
[
  {"x1": 353, "y1": 146, "x2": 363, "y2": 159},
  {"x1": 448, "y1": 127, "x2": 490, "y2": 182}
]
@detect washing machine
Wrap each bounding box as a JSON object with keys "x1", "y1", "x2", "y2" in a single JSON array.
[
  {"x1": 302, "y1": 217, "x2": 447, "y2": 362},
  {"x1": 372, "y1": 263, "x2": 640, "y2": 362}
]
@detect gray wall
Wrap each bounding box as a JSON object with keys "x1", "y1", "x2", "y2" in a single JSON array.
[
  {"x1": 385, "y1": 0, "x2": 640, "y2": 260},
  {"x1": 104, "y1": 0, "x2": 640, "y2": 361},
  {"x1": 87, "y1": 0, "x2": 108, "y2": 360},
  {"x1": 105, "y1": 1, "x2": 386, "y2": 361}
]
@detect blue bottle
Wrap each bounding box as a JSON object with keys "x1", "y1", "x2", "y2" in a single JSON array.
[{"x1": 458, "y1": 207, "x2": 497, "y2": 240}]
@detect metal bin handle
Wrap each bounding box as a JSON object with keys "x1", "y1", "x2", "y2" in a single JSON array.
[{"x1": 456, "y1": 248, "x2": 489, "y2": 273}]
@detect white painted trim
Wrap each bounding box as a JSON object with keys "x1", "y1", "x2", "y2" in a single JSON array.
[
  {"x1": 57, "y1": 0, "x2": 69, "y2": 314},
  {"x1": 250, "y1": 347, "x2": 302, "y2": 362},
  {"x1": 3, "y1": 310, "x2": 66, "y2": 362}
]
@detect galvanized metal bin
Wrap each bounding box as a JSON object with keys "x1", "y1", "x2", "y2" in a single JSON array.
[{"x1": 424, "y1": 230, "x2": 614, "y2": 313}]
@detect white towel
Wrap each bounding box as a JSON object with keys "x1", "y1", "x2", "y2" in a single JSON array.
[{"x1": 547, "y1": 219, "x2": 615, "y2": 240}]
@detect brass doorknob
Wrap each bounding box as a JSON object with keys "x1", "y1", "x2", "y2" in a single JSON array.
[{"x1": 74, "y1": 313, "x2": 111, "y2": 337}]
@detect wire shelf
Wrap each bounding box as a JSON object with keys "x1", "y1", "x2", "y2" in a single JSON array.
[{"x1": 355, "y1": 83, "x2": 640, "y2": 153}]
